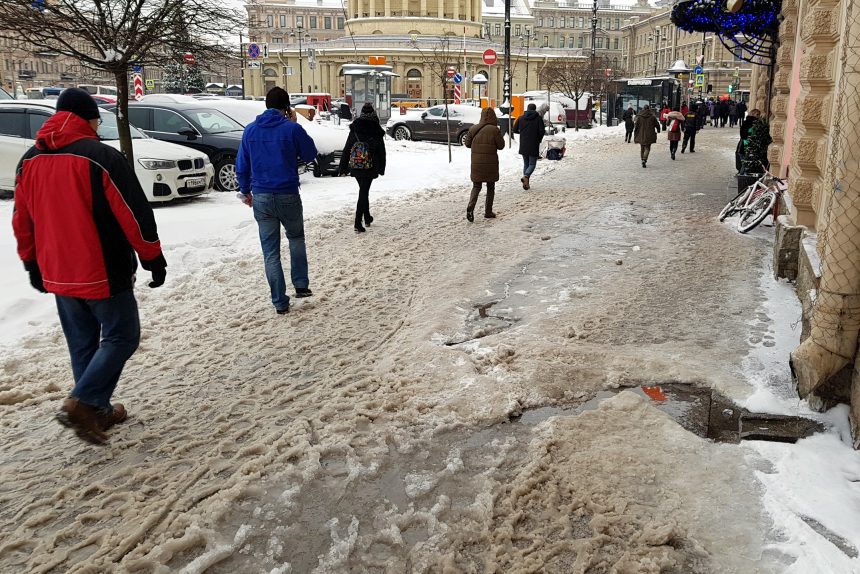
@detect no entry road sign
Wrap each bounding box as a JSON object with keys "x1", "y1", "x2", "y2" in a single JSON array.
[{"x1": 482, "y1": 49, "x2": 497, "y2": 65}]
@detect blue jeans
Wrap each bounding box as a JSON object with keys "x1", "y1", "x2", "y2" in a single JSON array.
[
  {"x1": 252, "y1": 193, "x2": 309, "y2": 311},
  {"x1": 522, "y1": 155, "x2": 538, "y2": 177},
  {"x1": 55, "y1": 290, "x2": 140, "y2": 411}
]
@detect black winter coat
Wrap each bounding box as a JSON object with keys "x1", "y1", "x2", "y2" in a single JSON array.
[
  {"x1": 513, "y1": 110, "x2": 546, "y2": 157},
  {"x1": 339, "y1": 118, "x2": 387, "y2": 179},
  {"x1": 622, "y1": 108, "x2": 635, "y2": 128}
]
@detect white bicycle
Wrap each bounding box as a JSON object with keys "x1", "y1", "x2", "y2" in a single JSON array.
[{"x1": 719, "y1": 170, "x2": 787, "y2": 233}]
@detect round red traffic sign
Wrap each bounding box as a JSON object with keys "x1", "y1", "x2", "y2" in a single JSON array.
[
  {"x1": 447, "y1": 67, "x2": 455, "y2": 77},
  {"x1": 482, "y1": 49, "x2": 497, "y2": 65}
]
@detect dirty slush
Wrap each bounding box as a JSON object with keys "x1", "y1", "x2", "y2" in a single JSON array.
[{"x1": 1, "y1": 129, "x2": 796, "y2": 572}]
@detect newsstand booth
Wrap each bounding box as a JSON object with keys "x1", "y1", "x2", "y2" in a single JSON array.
[
  {"x1": 610, "y1": 77, "x2": 682, "y2": 124},
  {"x1": 342, "y1": 64, "x2": 399, "y2": 123}
]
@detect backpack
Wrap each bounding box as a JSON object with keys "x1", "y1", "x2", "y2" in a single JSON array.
[{"x1": 348, "y1": 135, "x2": 373, "y2": 171}]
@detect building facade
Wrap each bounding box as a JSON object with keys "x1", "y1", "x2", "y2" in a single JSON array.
[
  {"x1": 245, "y1": 0, "x2": 347, "y2": 47},
  {"x1": 620, "y1": 8, "x2": 752, "y2": 101}
]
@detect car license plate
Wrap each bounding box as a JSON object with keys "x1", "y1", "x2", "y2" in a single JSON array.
[{"x1": 185, "y1": 177, "x2": 206, "y2": 189}]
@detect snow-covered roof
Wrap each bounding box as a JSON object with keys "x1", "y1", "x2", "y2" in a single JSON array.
[
  {"x1": 482, "y1": 0, "x2": 534, "y2": 17},
  {"x1": 247, "y1": 0, "x2": 345, "y2": 7}
]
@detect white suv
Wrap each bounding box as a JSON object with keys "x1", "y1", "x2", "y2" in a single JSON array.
[{"x1": 0, "y1": 101, "x2": 214, "y2": 202}]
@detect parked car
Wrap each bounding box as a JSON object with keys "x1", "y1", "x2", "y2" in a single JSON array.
[
  {"x1": 385, "y1": 104, "x2": 482, "y2": 145},
  {"x1": 160, "y1": 95, "x2": 346, "y2": 178},
  {"x1": 115, "y1": 96, "x2": 245, "y2": 191},
  {"x1": 0, "y1": 101, "x2": 214, "y2": 202}
]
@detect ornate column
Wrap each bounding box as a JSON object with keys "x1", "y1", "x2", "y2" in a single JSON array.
[
  {"x1": 453, "y1": 0, "x2": 459, "y2": 20},
  {"x1": 385, "y1": 0, "x2": 391, "y2": 17},
  {"x1": 787, "y1": 0, "x2": 841, "y2": 228},
  {"x1": 370, "y1": 0, "x2": 377, "y2": 17},
  {"x1": 438, "y1": 0, "x2": 445, "y2": 18},
  {"x1": 767, "y1": 0, "x2": 799, "y2": 179},
  {"x1": 466, "y1": 0, "x2": 472, "y2": 22}
]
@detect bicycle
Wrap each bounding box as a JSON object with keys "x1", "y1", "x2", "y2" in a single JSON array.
[{"x1": 718, "y1": 169, "x2": 787, "y2": 233}]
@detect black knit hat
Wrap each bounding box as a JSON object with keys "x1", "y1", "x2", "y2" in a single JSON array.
[
  {"x1": 56, "y1": 88, "x2": 100, "y2": 121},
  {"x1": 265, "y1": 86, "x2": 290, "y2": 110}
]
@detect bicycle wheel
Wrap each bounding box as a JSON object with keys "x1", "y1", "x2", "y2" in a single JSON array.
[
  {"x1": 719, "y1": 188, "x2": 750, "y2": 221},
  {"x1": 737, "y1": 192, "x2": 776, "y2": 233}
]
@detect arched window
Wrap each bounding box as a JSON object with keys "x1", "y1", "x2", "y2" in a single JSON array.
[
  {"x1": 372, "y1": 30, "x2": 383, "y2": 34},
  {"x1": 406, "y1": 68, "x2": 422, "y2": 80}
]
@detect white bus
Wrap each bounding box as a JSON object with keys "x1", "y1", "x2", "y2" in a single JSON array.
[{"x1": 78, "y1": 84, "x2": 118, "y2": 97}]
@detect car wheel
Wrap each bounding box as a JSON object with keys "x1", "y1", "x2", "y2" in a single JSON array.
[
  {"x1": 215, "y1": 157, "x2": 238, "y2": 191},
  {"x1": 393, "y1": 125, "x2": 411, "y2": 141},
  {"x1": 458, "y1": 131, "x2": 468, "y2": 146}
]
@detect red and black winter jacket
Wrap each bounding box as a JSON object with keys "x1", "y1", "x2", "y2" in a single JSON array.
[{"x1": 12, "y1": 112, "x2": 164, "y2": 300}]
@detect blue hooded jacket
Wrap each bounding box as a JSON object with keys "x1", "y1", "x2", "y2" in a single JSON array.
[{"x1": 236, "y1": 109, "x2": 318, "y2": 195}]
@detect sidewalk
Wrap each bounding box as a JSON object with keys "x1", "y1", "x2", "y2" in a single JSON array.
[{"x1": 0, "y1": 127, "x2": 856, "y2": 573}]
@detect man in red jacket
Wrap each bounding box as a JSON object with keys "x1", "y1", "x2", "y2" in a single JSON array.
[{"x1": 12, "y1": 88, "x2": 167, "y2": 445}]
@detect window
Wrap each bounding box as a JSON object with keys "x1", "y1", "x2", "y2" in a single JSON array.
[
  {"x1": 548, "y1": 17, "x2": 554, "y2": 27},
  {"x1": 613, "y1": 37, "x2": 619, "y2": 50},
  {"x1": 249, "y1": 15, "x2": 257, "y2": 27},
  {"x1": 596, "y1": 37, "x2": 603, "y2": 48},
  {"x1": 337, "y1": 16, "x2": 344, "y2": 28},
  {"x1": 428, "y1": 106, "x2": 445, "y2": 117},
  {"x1": 543, "y1": 35, "x2": 548, "y2": 47},
  {"x1": 273, "y1": 37, "x2": 283, "y2": 43},
  {"x1": 267, "y1": 15, "x2": 273, "y2": 27},
  {"x1": 495, "y1": 23, "x2": 501, "y2": 36},
  {"x1": 578, "y1": 17, "x2": 584, "y2": 28},
  {"x1": 310, "y1": 16, "x2": 317, "y2": 28},
  {"x1": 615, "y1": 18, "x2": 620, "y2": 30},
  {"x1": 153, "y1": 109, "x2": 194, "y2": 133},
  {"x1": 280, "y1": 15, "x2": 286, "y2": 27},
  {"x1": 0, "y1": 111, "x2": 26, "y2": 137},
  {"x1": 296, "y1": 15, "x2": 303, "y2": 27},
  {"x1": 324, "y1": 16, "x2": 332, "y2": 29},
  {"x1": 568, "y1": 36, "x2": 575, "y2": 48},
  {"x1": 537, "y1": 17, "x2": 543, "y2": 26},
  {"x1": 127, "y1": 108, "x2": 152, "y2": 130},
  {"x1": 578, "y1": 35, "x2": 583, "y2": 48},
  {"x1": 559, "y1": 36, "x2": 565, "y2": 47},
  {"x1": 515, "y1": 24, "x2": 521, "y2": 35}
]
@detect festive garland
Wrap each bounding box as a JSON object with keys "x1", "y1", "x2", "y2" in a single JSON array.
[{"x1": 670, "y1": 0, "x2": 782, "y2": 36}]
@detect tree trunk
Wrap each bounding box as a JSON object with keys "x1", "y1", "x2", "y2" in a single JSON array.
[
  {"x1": 574, "y1": 100, "x2": 579, "y2": 132},
  {"x1": 114, "y1": 69, "x2": 134, "y2": 166}
]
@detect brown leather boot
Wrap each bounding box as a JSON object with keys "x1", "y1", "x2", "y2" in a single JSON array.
[
  {"x1": 56, "y1": 398, "x2": 109, "y2": 445},
  {"x1": 97, "y1": 403, "x2": 128, "y2": 431},
  {"x1": 522, "y1": 176, "x2": 530, "y2": 190}
]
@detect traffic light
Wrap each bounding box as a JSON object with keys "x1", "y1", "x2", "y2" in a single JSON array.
[{"x1": 728, "y1": 84, "x2": 734, "y2": 94}]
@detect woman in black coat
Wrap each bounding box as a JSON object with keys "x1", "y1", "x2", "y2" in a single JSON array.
[{"x1": 339, "y1": 103, "x2": 387, "y2": 232}]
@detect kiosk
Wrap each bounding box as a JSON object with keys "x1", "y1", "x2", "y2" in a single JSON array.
[{"x1": 342, "y1": 64, "x2": 399, "y2": 123}]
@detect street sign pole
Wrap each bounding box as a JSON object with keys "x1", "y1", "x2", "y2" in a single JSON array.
[
  {"x1": 503, "y1": 0, "x2": 512, "y2": 147},
  {"x1": 240, "y1": 32, "x2": 246, "y2": 99}
]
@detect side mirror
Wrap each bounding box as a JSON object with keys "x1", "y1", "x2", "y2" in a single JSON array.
[
  {"x1": 178, "y1": 127, "x2": 197, "y2": 139},
  {"x1": 420, "y1": 112, "x2": 427, "y2": 120}
]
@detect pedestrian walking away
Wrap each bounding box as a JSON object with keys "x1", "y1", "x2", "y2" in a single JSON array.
[
  {"x1": 681, "y1": 103, "x2": 700, "y2": 154},
  {"x1": 736, "y1": 100, "x2": 748, "y2": 125},
  {"x1": 339, "y1": 102, "x2": 387, "y2": 233},
  {"x1": 659, "y1": 104, "x2": 670, "y2": 130},
  {"x1": 665, "y1": 108, "x2": 685, "y2": 160},
  {"x1": 513, "y1": 102, "x2": 546, "y2": 190},
  {"x1": 633, "y1": 104, "x2": 660, "y2": 168},
  {"x1": 12, "y1": 88, "x2": 167, "y2": 445},
  {"x1": 236, "y1": 86, "x2": 319, "y2": 315},
  {"x1": 728, "y1": 100, "x2": 738, "y2": 128},
  {"x1": 622, "y1": 104, "x2": 635, "y2": 143},
  {"x1": 464, "y1": 107, "x2": 505, "y2": 221}
]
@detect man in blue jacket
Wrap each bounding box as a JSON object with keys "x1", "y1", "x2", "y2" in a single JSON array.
[{"x1": 237, "y1": 87, "x2": 318, "y2": 314}]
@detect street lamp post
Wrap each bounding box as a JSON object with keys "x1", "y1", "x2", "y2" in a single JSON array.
[
  {"x1": 650, "y1": 28, "x2": 662, "y2": 76},
  {"x1": 519, "y1": 27, "x2": 537, "y2": 92},
  {"x1": 289, "y1": 25, "x2": 310, "y2": 91}
]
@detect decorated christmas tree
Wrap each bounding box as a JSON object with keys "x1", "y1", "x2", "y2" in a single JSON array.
[{"x1": 742, "y1": 119, "x2": 772, "y2": 174}]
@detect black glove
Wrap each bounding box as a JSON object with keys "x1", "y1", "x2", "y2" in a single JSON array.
[
  {"x1": 24, "y1": 261, "x2": 47, "y2": 293},
  {"x1": 140, "y1": 253, "x2": 167, "y2": 288}
]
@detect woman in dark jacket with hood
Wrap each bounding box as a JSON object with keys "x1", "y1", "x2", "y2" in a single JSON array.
[
  {"x1": 339, "y1": 103, "x2": 386, "y2": 232},
  {"x1": 464, "y1": 107, "x2": 505, "y2": 221}
]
